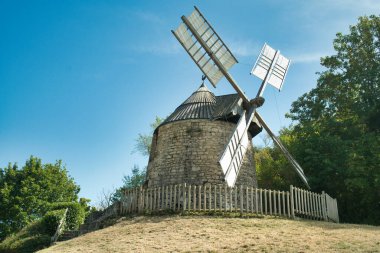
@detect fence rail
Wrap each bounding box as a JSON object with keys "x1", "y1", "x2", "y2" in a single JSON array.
[
  {"x1": 51, "y1": 208, "x2": 68, "y2": 244},
  {"x1": 120, "y1": 184, "x2": 339, "y2": 223}
]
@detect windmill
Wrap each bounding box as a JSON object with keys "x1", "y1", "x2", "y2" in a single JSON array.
[{"x1": 172, "y1": 6, "x2": 310, "y2": 189}]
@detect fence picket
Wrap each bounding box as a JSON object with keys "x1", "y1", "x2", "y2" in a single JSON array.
[
  {"x1": 209, "y1": 185, "x2": 212, "y2": 211},
  {"x1": 251, "y1": 187, "x2": 254, "y2": 213},
  {"x1": 193, "y1": 186, "x2": 197, "y2": 210},
  {"x1": 269, "y1": 190, "x2": 272, "y2": 215},
  {"x1": 240, "y1": 185, "x2": 244, "y2": 213},
  {"x1": 255, "y1": 188, "x2": 258, "y2": 214},
  {"x1": 264, "y1": 190, "x2": 267, "y2": 214},
  {"x1": 225, "y1": 185, "x2": 228, "y2": 212},
  {"x1": 287, "y1": 191, "x2": 290, "y2": 218},
  {"x1": 214, "y1": 185, "x2": 217, "y2": 211},
  {"x1": 219, "y1": 185, "x2": 223, "y2": 211},
  {"x1": 183, "y1": 184, "x2": 186, "y2": 211},
  {"x1": 246, "y1": 187, "x2": 249, "y2": 213},
  {"x1": 187, "y1": 185, "x2": 191, "y2": 211},
  {"x1": 234, "y1": 187, "x2": 238, "y2": 212},
  {"x1": 229, "y1": 188, "x2": 233, "y2": 212},
  {"x1": 203, "y1": 185, "x2": 207, "y2": 211}
]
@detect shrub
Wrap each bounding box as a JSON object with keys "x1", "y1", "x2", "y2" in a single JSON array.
[
  {"x1": 0, "y1": 220, "x2": 53, "y2": 253},
  {"x1": 41, "y1": 209, "x2": 67, "y2": 235},
  {"x1": 0, "y1": 206, "x2": 68, "y2": 252},
  {"x1": 46, "y1": 202, "x2": 85, "y2": 230},
  {"x1": 0, "y1": 234, "x2": 51, "y2": 253}
]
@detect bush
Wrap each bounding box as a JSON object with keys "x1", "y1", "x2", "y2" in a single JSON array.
[
  {"x1": 0, "y1": 234, "x2": 51, "y2": 253},
  {"x1": 46, "y1": 202, "x2": 85, "y2": 230},
  {"x1": 41, "y1": 209, "x2": 67, "y2": 235},
  {"x1": 0, "y1": 206, "x2": 69, "y2": 252},
  {"x1": 0, "y1": 220, "x2": 53, "y2": 253}
]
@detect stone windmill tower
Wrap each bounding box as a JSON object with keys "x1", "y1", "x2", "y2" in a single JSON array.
[{"x1": 145, "y1": 82, "x2": 262, "y2": 188}]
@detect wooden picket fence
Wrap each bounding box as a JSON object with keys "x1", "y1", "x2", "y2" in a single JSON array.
[{"x1": 120, "y1": 184, "x2": 339, "y2": 223}]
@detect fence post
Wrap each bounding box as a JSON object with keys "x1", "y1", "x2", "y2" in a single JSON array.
[
  {"x1": 255, "y1": 188, "x2": 258, "y2": 214},
  {"x1": 183, "y1": 183, "x2": 187, "y2": 211},
  {"x1": 286, "y1": 191, "x2": 290, "y2": 218},
  {"x1": 193, "y1": 185, "x2": 197, "y2": 210},
  {"x1": 204, "y1": 185, "x2": 207, "y2": 211},
  {"x1": 246, "y1": 186, "x2": 249, "y2": 213},
  {"x1": 225, "y1": 185, "x2": 228, "y2": 212},
  {"x1": 230, "y1": 187, "x2": 233, "y2": 212},
  {"x1": 269, "y1": 190, "x2": 272, "y2": 215},
  {"x1": 335, "y1": 198, "x2": 339, "y2": 223},
  {"x1": 264, "y1": 189, "x2": 267, "y2": 214},
  {"x1": 321, "y1": 191, "x2": 328, "y2": 221},
  {"x1": 198, "y1": 185, "x2": 202, "y2": 211},
  {"x1": 290, "y1": 185, "x2": 295, "y2": 219},
  {"x1": 240, "y1": 185, "x2": 244, "y2": 213},
  {"x1": 214, "y1": 185, "x2": 217, "y2": 211},
  {"x1": 219, "y1": 185, "x2": 222, "y2": 212},
  {"x1": 188, "y1": 184, "x2": 191, "y2": 211}
]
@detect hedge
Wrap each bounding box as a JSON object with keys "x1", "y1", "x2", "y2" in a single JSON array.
[
  {"x1": 42, "y1": 209, "x2": 67, "y2": 235},
  {"x1": 0, "y1": 209, "x2": 66, "y2": 253},
  {"x1": 46, "y1": 202, "x2": 85, "y2": 230}
]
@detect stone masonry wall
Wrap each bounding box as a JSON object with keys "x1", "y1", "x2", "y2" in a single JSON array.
[{"x1": 146, "y1": 119, "x2": 257, "y2": 188}]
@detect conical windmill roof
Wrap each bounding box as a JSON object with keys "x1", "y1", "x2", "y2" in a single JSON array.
[
  {"x1": 160, "y1": 83, "x2": 262, "y2": 137},
  {"x1": 163, "y1": 83, "x2": 216, "y2": 123}
]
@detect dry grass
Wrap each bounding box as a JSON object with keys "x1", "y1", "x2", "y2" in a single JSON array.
[{"x1": 39, "y1": 215, "x2": 380, "y2": 253}]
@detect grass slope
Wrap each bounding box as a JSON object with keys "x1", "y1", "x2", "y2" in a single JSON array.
[{"x1": 39, "y1": 215, "x2": 380, "y2": 253}]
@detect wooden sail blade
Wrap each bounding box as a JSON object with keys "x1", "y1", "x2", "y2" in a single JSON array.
[
  {"x1": 172, "y1": 7, "x2": 237, "y2": 87},
  {"x1": 251, "y1": 43, "x2": 290, "y2": 91},
  {"x1": 219, "y1": 111, "x2": 251, "y2": 187},
  {"x1": 255, "y1": 112, "x2": 310, "y2": 189}
]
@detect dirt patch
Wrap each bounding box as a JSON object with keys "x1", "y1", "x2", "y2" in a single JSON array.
[{"x1": 39, "y1": 216, "x2": 380, "y2": 252}]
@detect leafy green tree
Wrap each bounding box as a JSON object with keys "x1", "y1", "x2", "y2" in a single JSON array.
[
  {"x1": 133, "y1": 116, "x2": 164, "y2": 156},
  {"x1": 122, "y1": 165, "x2": 147, "y2": 189},
  {"x1": 285, "y1": 15, "x2": 380, "y2": 224},
  {"x1": 112, "y1": 165, "x2": 146, "y2": 202},
  {"x1": 255, "y1": 129, "x2": 302, "y2": 191},
  {"x1": 112, "y1": 117, "x2": 163, "y2": 203},
  {"x1": 0, "y1": 156, "x2": 80, "y2": 240}
]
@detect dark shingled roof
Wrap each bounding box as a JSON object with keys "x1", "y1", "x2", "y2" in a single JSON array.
[{"x1": 160, "y1": 84, "x2": 262, "y2": 137}]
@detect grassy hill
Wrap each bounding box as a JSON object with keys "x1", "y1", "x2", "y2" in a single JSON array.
[{"x1": 39, "y1": 215, "x2": 380, "y2": 252}]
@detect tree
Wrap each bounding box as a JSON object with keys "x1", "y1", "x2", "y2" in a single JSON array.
[
  {"x1": 112, "y1": 165, "x2": 146, "y2": 202},
  {"x1": 112, "y1": 117, "x2": 164, "y2": 203},
  {"x1": 97, "y1": 188, "x2": 116, "y2": 210},
  {"x1": 0, "y1": 156, "x2": 81, "y2": 240},
  {"x1": 285, "y1": 15, "x2": 380, "y2": 224},
  {"x1": 133, "y1": 116, "x2": 164, "y2": 156}
]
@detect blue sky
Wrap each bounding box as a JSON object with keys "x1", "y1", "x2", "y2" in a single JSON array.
[{"x1": 1, "y1": 0, "x2": 378, "y2": 205}]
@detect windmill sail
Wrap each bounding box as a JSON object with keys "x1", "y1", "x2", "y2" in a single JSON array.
[
  {"x1": 172, "y1": 7, "x2": 238, "y2": 88},
  {"x1": 219, "y1": 111, "x2": 250, "y2": 187},
  {"x1": 251, "y1": 43, "x2": 290, "y2": 91},
  {"x1": 255, "y1": 112, "x2": 310, "y2": 189}
]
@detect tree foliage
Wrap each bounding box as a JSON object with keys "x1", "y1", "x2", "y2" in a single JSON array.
[
  {"x1": 112, "y1": 165, "x2": 146, "y2": 203},
  {"x1": 122, "y1": 165, "x2": 147, "y2": 189},
  {"x1": 255, "y1": 130, "x2": 301, "y2": 191},
  {"x1": 256, "y1": 15, "x2": 380, "y2": 225},
  {"x1": 0, "y1": 156, "x2": 80, "y2": 240},
  {"x1": 133, "y1": 116, "x2": 164, "y2": 157},
  {"x1": 111, "y1": 116, "x2": 163, "y2": 205}
]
